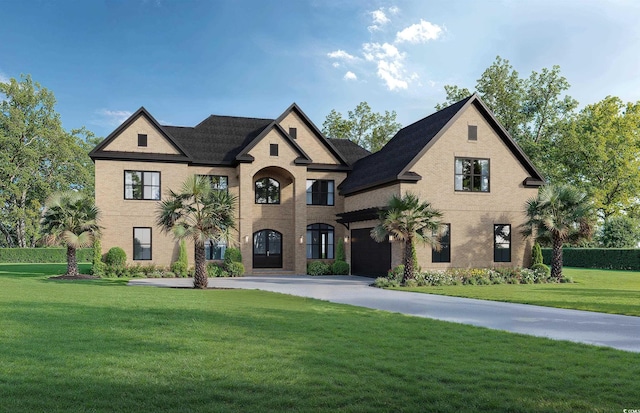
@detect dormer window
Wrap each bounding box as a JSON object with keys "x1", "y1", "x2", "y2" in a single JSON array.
[{"x1": 138, "y1": 134, "x2": 148, "y2": 147}]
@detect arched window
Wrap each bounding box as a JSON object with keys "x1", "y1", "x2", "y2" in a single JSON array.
[
  {"x1": 306, "y1": 224, "x2": 334, "y2": 259},
  {"x1": 255, "y1": 177, "x2": 280, "y2": 204}
]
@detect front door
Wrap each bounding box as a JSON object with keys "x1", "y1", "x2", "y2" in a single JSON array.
[{"x1": 253, "y1": 229, "x2": 283, "y2": 268}]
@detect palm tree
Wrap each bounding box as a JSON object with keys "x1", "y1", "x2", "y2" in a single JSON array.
[
  {"x1": 522, "y1": 184, "x2": 593, "y2": 280},
  {"x1": 372, "y1": 192, "x2": 443, "y2": 283},
  {"x1": 156, "y1": 175, "x2": 237, "y2": 289},
  {"x1": 41, "y1": 191, "x2": 101, "y2": 277}
]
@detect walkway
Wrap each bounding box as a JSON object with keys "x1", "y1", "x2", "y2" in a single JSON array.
[{"x1": 129, "y1": 275, "x2": 640, "y2": 353}]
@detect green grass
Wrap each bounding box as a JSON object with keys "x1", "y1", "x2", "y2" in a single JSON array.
[
  {"x1": 398, "y1": 267, "x2": 640, "y2": 316},
  {"x1": 1, "y1": 264, "x2": 639, "y2": 412}
]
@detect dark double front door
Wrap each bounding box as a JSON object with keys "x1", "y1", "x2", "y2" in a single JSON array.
[{"x1": 253, "y1": 229, "x2": 282, "y2": 268}]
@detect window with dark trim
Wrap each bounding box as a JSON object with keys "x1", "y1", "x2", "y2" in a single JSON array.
[
  {"x1": 255, "y1": 177, "x2": 280, "y2": 204},
  {"x1": 306, "y1": 224, "x2": 334, "y2": 259},
  {"x1": 468, "y1": 125, "x2": 477, "y2": 141},
  {"x1": 494, "y1": 224, "x2": 511, "y2": 262},
  {"x1": 270, "y1": 144, "x2": 278, "y2": 156},
  {"x1": 289, "y1": 127, "x2": 297, "y2": 139},
  {"x1": 432, "y1": 223, "x2": 451, "y2": 263},
  {"x1": 125, "y1": 171, "x2": 160, "y2": 200},
  {"x1": 138, "y1": 134, "x2": 148, "y2": 147},
  {"x1": 133, "y1": 227, "x2": 152, "y2": 260},
  {"x1": 205, "y1": 239, "x2": 226, "y2": 260},
  {"x1": 199, "y1": 175, "x2": 228, "y2": 192},
  {"x1": 306, "y1": 180, "x2": 335, "y2": 206},
  {"x1": 455, "y1": 158, "x2": 489, "y2": 192}
]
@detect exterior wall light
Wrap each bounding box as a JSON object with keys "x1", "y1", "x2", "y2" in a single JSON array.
[
  {"x1": 244, "y1": 235, "x2": 249, "y2": 244},
  {"x1": 299, "y1": 235, "x2": 305, "y2": 244},
  {"x1": 388, "y1": 235, "x2": 394, "y2": 242},
  {"x1": 343, "y1": 236, "x2": 349, "y2": 243}
]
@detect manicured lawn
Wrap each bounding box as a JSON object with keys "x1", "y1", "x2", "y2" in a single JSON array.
[
  {"x1": 398, "y1": 267, "x2": 640, "y2": 316},
  {"x1": 1, "y1": 264, "x2": 639, "y2": 412}
]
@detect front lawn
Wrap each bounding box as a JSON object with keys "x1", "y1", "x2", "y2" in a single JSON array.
[
  {"x1": 397, "y1": 267, "x2": 640, "y2": 316},
  {"x1": 1, "y1": 264, "x2": 639, "y2": 412}
]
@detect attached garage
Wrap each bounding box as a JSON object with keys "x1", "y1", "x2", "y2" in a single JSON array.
[{"x1": 350, "y1": 228, "x2": 391, "y2": 277}]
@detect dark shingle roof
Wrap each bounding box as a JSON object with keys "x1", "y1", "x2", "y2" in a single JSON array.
[
  {"x1": 162, "y1": 115, "x2": 273, "y2": 165},
  {"x1": 327, "y1": 138, "x2": 371, "y2": 165},
  {"x1": 339, "y1": 96, "x2": 473, "y2": 195}
]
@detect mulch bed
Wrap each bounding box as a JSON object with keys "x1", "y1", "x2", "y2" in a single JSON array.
[{"x1": 49, "y1": 274, "x2": 100, "y2": 280}]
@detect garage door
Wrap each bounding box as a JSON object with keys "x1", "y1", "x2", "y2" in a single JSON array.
[{"x1": 351, "y1": 228, "x2": 391, "y2": 277}]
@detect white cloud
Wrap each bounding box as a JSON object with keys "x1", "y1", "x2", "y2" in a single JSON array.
[
  {"x1": 363, "y1": 42, "x2": 403, "y2": 61},
  {"x1": 95, "y1": 109, "x2": 133, "y2": 126},
  {"x1": 376, "y1": 61, "x2": 408, "y2": 91},
  {"x1": 368, "y1": 9, "x2": 390, "y2": 32},
  {"x1": 388, "y1": 6, "x2": 400, "y2": 15},
  {"x1": 395, "y1": 19, "x2": 443, "y2": 44},
  {"x1": 361, "y1": 42, "x2": 412, "y2": 91},
  {"x1": 327, "y1": 49, "x2": 357, "y2": 60},
  {"x1": 344, "y1": 71, "x2": 357, "y2": 81},
  {"x1": 332, "y1": 62, "x2": 340, "y2": 68}
]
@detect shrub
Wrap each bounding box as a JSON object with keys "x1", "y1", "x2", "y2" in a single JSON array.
[
  {"x1": 170, "y1": 240, "x2": 189, "y2": 277},
  {"x1": 335, "y1": 238, "x2": 346, "y2": 261},
  {"x1": 224, "y1": 247, "x2": 242, "y2": 265},
  {"x1": 531, "y1": 263, "x2": 550, "y2": 278},
  {"x1": 387, "y1": 265, "x2": 404, "y2": 283},
  {"x1": 331, "y1": 260, "x2": 349, "y2": 275},
  {"x1": 373, "y1": 276, "x2": 400, "y2": 288},
  {"x1": 226, "y1": 261, "x2": 245, "y2": 277},
  {"x1": 91, "y1": 239, "x2": 106, "y2": 277},
  {"x1": 104, "y1": 247, "x2": 127, "y2": 268},
  {"x1": 0, "y1": 248, "x2": 93, "y2": 263},
  {"x1": 531, "y1": 242, "x2": 543, "y2": 267},
  {"x1": 307, "y1": 261, "x2": 331, "y2": 276},
  {"x1": 207, "y1": 263, "x2": 227, "y2": 277}
]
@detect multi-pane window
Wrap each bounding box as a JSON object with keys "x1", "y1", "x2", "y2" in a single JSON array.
[
  {"x1": 306, "y1": 224, "x2": 334, "y2": 259},
  {"x1": 125, "y1": 171, "x2": 160, "y2": 200},
  {"x1": 255, "y1": 177, "x2": 280, "y2": 204},
  {"x1": 494, "y1": 224, "x2": 511, "y2": 262},
  {"x1": 306, "y1": 180, "x2": 335, "y2": 206},
  {"x1": 455, "y1": 158, "x2": 489, "y2": 192},
  {"x1": 205, "y1": 239, "x2": 226, "y2": 260},
  {"x1": 199, "y1": 175, "x2": 228, "y2": 192},
  {"x1": 133, "y1": 227, "x2": 151, "y2": 260},
  {"x1": 432, "y1": 223, "x2": 451, "y2": 263}
]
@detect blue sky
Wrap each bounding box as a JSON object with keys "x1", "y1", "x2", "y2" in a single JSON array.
[{"x1": 2, "y1": 0, "x2": 639, "y2": 138}]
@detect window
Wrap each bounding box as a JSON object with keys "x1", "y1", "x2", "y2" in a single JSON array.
[
  {"x1": 468, "y1": 125, "x2": 477, "y2": 141},
  {"x1": 138, "y1": 134, "x2": 147, "y2": 147},
  {"x1": 306, "y1": 224, "x2": 334, "y2": 259},
  {"x1": 455, "y1": 158, "x2": 489, "y2": 192},
  {"x1": 289, "y1": 127, "x2": 297, "y2": 139},
  {"x1": 306, "y1": 180, "x2": 334, "y2": 206},
  {"x1": 255, "y1": 177, "x2": 280, "y2": 204},
  {"x1": 432, "y1": 224, "x2": 451, "y2": 263},
  {"x1": 494, "y1": 224, "x2": 511, "y2": 262},
  {"x1": 205, "y1": 239, "x2": 226, "y2": 260},
  {"x1": 125, "y1": 171, "x2": 160, "y2": 200},
  {"x1": 199, "y1": 175, "x2": 228, "y2": 192},
  {"x1": 270, "y1": 144, "x2": 278, "y2": 156},
  {"x1": 133, "y1": 227, "x2": 152, "y2": 260}
]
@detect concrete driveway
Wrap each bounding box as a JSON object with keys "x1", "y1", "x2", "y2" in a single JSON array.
[{"x1": 129, "y1": 275, "x2": 640, "y2": 353}]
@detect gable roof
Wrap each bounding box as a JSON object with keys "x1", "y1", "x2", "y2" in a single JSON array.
[
  {"x1": 90, "y1": 104, "x2": 362, "y2": 168},
  {"x1": 88, "y1": 107, "x2": 191, "y2": 163},
  {"x1": 327, "y1": 138, "x2": 371, "y2": 165},
  {"x1": 338, "y1": 94, "x2": 545, "y2": 195}
]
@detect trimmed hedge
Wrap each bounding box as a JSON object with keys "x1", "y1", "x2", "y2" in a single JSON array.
[
  {"x1": 0, "y1": 248, "x2": 93, "y2": 263},
  {"x1": 541, "y1": 248, "x2": 640, "y2": 270}
]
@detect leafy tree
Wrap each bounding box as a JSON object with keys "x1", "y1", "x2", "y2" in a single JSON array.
[
  {"x1": 437, "y1": 56, "x2": 577, "y2": 176},
  {"x1": 322, "y1": 102, "x2": 402, "y2": 152},
  {"x1": 156, "y1": 176, "x2": 237, "y2": 289},
  {"x1": 598, "y1": 216, "x2": 640, "y2": 248},
  {"x1": 522, "y1": 185, "x2": 594, "y2": 280},
  {"x1": 41, "y1": 191, "x2": 101, "y2": 277},
  {"x1": 553, "y1": 96, "x2": 640, "y2": 219},
  {"x1": 371, "y1": 193, "x2": 442, "y2": 283},
  {"x1": 0, "y1": 75, "x2": 95, "y2": 247}
]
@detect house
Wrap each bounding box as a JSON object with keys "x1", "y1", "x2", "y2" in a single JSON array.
[{"x1": 89, "y1": 94, "x2": 544, "y2": 276}]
